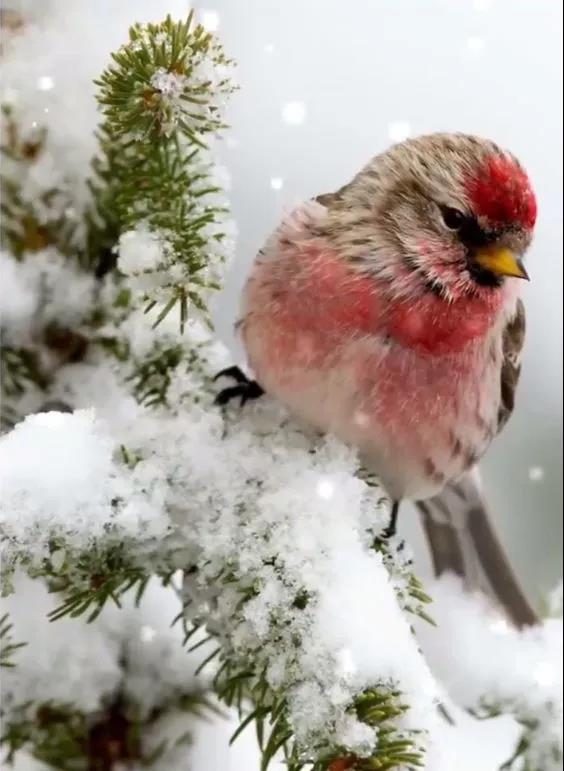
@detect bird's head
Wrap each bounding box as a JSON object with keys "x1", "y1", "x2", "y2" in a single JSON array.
[{"x1": 327, "y1": 133, "x2": 537, "y2": 301}]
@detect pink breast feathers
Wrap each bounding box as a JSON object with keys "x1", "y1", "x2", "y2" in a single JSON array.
[{"x1": 387, "y1": 290, "x2": 504, "y2": 355}]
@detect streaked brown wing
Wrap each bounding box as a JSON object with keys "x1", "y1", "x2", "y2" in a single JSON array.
[
  {"x1": 497, "y1": 298, "x2": 526, "y2": 433},
  {"x1": 417, "y1": 302, "x2": 534, "y2": 629}
]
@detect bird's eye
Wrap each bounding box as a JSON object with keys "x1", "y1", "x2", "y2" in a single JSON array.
[{"x1": 441, "y1": 206, "x2": 466, "y2": 231}]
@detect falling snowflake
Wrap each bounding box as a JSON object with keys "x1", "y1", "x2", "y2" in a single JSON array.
[
  {"x1": 387, "y1": 121, "x2": 411, "y2": 142},
  {"x1": 282, "y1": 101, "x2": 306, "y2": 125}
]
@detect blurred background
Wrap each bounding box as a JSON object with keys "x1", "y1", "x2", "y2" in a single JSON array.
[{"x1": 207, "y1": 0, "x2": 563, "y2": 601}]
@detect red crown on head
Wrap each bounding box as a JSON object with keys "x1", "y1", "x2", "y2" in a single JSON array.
[{"x1": 466, "y1": 154, "x2": 537, "y2": 230}]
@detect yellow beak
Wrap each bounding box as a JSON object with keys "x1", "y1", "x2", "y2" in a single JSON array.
[{"x1": 474, "y1": 246, "x2": 530, "y2": 280}]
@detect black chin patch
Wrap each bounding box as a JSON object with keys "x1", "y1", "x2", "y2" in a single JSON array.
[
  {"x1": 452, "y1": 213, "x2": 504, "y2": 289},
  {"x1": 467, "y1": 262, "x2": 504, "y2": 288}
]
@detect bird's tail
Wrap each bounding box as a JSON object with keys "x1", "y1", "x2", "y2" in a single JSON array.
[{"x1": 415, "y1": 468, "x2": 539, "y2": 629}]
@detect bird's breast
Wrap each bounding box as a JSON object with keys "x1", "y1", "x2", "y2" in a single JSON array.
[
  {"x1": 240, "y1": 227, "x2": 513, "y2": 499},
  {"x1": 387, "y1": 291, "x2": 505, "y2": 355}
]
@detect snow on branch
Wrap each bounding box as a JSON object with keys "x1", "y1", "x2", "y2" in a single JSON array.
[
  {"x1": 418, "y1": 576, "x2": 563, "y2": 771},
  {"x1": 0, "y1": 323, "x2": 438, "y2": 769},
  {"x1": 0, "y1": 574, "x2": 214, "y2": 769}
]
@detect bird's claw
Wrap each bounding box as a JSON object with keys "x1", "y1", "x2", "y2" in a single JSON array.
[
  {"x1": 213, "y1": 366, "x2": 249, "y2": 385},
  {"x1": 380, "y1": 500, "x2": 400, "y2": 540},
  {"x1": 381, "y1": 523, "x2": 397, "y2": 540},
  {"x1": 213, "y1": 366, "x2": 264, "y2": 407},
  {"x1": 375, "y1": 500, "x2": 400, "y2": 542}
]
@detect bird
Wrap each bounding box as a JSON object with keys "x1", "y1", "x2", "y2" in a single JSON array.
[{"x1": 215, "y1": 133, "x2": 539, "y2": 628}]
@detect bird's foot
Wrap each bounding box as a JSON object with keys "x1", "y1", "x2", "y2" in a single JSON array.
[
  {"x1": 381, "y1": 500, "x2": 400, "y2": 540},
  {"x1": 213, "y1": 366, "x2": 265, "y2": 407},
  {"x1": 381, "y1": 523, "x2": 397, "y2": 540}
]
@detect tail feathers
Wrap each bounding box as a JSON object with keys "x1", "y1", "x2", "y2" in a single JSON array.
[{"x1": 416, "y1": 469, "x2": 539, "y2": 629}]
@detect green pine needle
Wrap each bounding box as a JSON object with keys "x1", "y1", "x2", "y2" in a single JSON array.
[
  {"x1": 0, "y1": 613, "x2": 27, "y2": 668},
  {"x1": 88, "y1": 13, "x2": 236, "y2": 329}
]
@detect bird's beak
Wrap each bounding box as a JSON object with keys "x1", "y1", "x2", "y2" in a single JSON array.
[{"x1": 474, "y1": 246, "x2": 530, "y2": 280}]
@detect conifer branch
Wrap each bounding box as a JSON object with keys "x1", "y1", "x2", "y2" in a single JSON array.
[
  {"x1": 89, "y1": 14, "x2": 236, "y2": 330},
  {"x1": 0, "y1": 613, "x2": 26, "y2": 668}
]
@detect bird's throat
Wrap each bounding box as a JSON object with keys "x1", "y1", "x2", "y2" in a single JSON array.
[{"x1": 387, "y1": 290, "x2": 506, "y2": 355}]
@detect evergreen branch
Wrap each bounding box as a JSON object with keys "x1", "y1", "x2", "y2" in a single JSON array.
[
  {"x1": 0, "y1": 401, "x2": 20, "y2": 433},
  {"x1": 0, "y1": 689, "x2": 214, "y2": 770},
  {"x1": 182, "y1": 557, "x2": 428, "y2": 771},
  {"x1": 88, "y1": 13, "x2": 236, "y2": 328},
  {"x1": 126, "y1": 343, "x2": 186, "y2": 407},
  {"x1": 0, "y1": 612, "x2": 26, "y2": 667},
  {"x1": 0, "y1": 537, "x2": 163, "y2": 623},
  {"x1": 95, "y1": 13, "x2": 234, "y2": 142},
  {"x1": 210, "y1": 651, "x2": 425, "y2": 771},
  {"x1": 0, "y1": 325, "x2": 437, "y2": 770},
  {"x1": 376, "y1": 540, "x2": 435, "y2": 627},
  {"x1": 0, "y1": 344, "x2": 49, "y2": 398},
  {"x1": 43, "y1": 545, "x2": 154, "y2": 623},
  {"x1": 1, "y1": 106, "x2": 80, "y2": 259}
]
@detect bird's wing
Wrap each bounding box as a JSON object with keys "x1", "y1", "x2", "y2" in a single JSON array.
[
  {"x1": 496, "y1": 298, "x2": 526, "y2": 434},
  {"x1": 417, "y1": 298, "x2": 535, "y2": 629}
]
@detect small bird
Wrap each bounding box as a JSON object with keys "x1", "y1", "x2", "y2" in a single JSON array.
[{"x1": 217, "y1": 133, "x2": 539, "y2": 627}]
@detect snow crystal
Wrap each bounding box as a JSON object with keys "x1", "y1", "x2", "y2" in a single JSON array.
[
  {"x1": 281, "y1": 101, "x2": 307, "y2": 125},
  {"x1": 0, "y1": 408, "x2": 170, "y2": 564},
  {"x1": 387, "y1": 120, "x2": 411, "y2": 143},
  {"x1": 315, "y1": 477, "x2": 336, "y2": 499},
  {"x1": 150, "y1": 67, "x2": 187, "y2": 98},
  {"x1": 140, "y1": 624, "x2": 157, "y2": 643},
  {"x1": 118, "y1": 225, "x2": 168, "y2": 276},
  {"x1": 200, "y1": 10, "x2": 220, "y2": 33},
  {"x1": 36, "y1": 75, "x2": 54, "y2": 91},
  {"x1": 334, "y1": 714, "x2": 377, "y2": 757},
  {"x1": 0, "y1": 410, "x2": 114, "y2": 539},
  {"x1": 528, "y1": 465, "x2": 545, "y2": 482}
]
